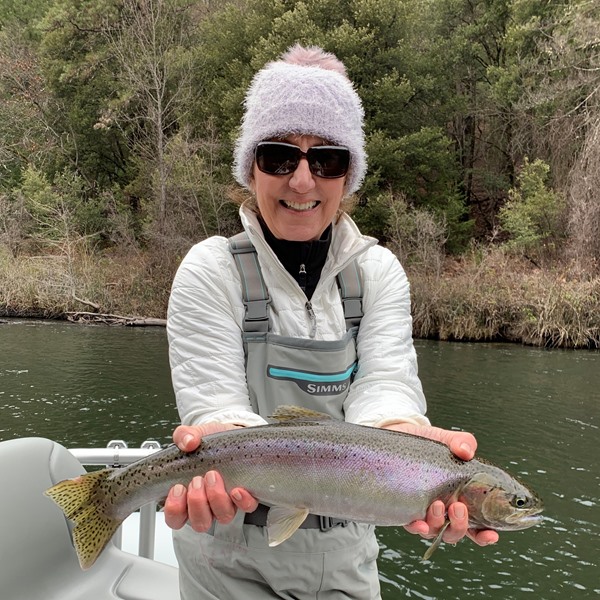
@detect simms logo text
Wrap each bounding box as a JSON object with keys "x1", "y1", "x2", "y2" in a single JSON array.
[{"x1": 306, "y1": 382, "x2": 349, "y2": 394}]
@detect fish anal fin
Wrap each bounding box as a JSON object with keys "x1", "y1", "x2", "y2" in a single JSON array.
[{"x1": 266, "y1": 506, "x2": 310, "y2": 546}]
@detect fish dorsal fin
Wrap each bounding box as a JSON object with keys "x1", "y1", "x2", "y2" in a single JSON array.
[
  {"x1": 266, "y1": 506, "x2": 310, "y2": 546},
  {"x1": 269, "y1": 405, "x2": 334, "y2": 423}
]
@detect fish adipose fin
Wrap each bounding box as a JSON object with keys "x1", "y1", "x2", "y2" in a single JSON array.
[
  {"x1": 266, "y1": 506, "x2": 310, "y2": 546},
  {"x1": 45, "y1": 469, "x2": 122, "y2": 570},
  {"x1": 270, "y1": 406, "x2": 334, "y2": 423}
]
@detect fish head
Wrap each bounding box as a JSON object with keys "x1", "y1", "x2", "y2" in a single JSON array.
[{"x1": 459, "y1": 471, "x2": 544, "y2": 531}]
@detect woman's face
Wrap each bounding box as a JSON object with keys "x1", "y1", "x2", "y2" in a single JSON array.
[{"x1": 251, "y1": 134, "x2": 346, "y2": 241}]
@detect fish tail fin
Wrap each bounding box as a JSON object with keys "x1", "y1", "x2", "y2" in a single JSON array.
[{"x1": 45, "y1": 469, "x2": 123, "y2": 570}]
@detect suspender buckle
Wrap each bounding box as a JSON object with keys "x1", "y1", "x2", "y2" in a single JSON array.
[
  {"x1": 243, "y1": 299, "x2": 271, "y2": 333},
  {"x1": 342, "y1": 297, "x2": 363, "y2": 329}
]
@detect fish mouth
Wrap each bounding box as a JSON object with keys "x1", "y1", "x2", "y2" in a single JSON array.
[
  {"x1": 519, "y1": 513, "x2": 545, "y2": 527},
  {"x1": 505, "y1": 509, "x2": 545, "y2": 530}
]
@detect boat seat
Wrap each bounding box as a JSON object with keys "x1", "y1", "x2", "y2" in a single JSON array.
[{"x1": 0, "y1": 437, "x2": 179, "y2": 600}]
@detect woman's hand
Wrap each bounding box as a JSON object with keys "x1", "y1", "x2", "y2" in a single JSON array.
[
  {"x1": 163, "y1": 423, "x2": 259, "y2": 531},
  {"x1": 383, "y1": 423, "x2": 500, "y2": 548}
]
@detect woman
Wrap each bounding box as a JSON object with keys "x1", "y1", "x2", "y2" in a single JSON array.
[{"x1": 165, "y1": 45, "x2": 498, "y2": 599}]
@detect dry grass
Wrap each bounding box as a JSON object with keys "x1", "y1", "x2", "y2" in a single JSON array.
[
  {"x1": 409, "y1": 247, "x2": 600, "y2": 348},
  {"x1": 2, "y1": 242, "x2": 599, "y2": 348},
  {"x1": 0, "y1": 244, "x2": 174, "y2": 319}
]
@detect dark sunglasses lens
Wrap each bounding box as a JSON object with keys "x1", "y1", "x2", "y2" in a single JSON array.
[
  {"x1": 255, "y1": 143, "x2": 350, "y2": 178},
  {"x1": 255, "y1": 143, "x2": 300, "y2": 175},
  {"x1": 307, "y1": 147, "x2": 350, "y2": 178}
]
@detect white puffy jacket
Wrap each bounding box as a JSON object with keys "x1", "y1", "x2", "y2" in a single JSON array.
[{"x1": 167, "y1": 204, "x2": 430, "y2": 429}]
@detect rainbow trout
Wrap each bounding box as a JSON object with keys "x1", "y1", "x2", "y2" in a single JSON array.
[{"x1": 45, "y1": 406, "x2": 543, "y2": 569}]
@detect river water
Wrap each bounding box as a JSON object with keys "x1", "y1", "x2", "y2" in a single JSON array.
[{"x1": 0, "y1": 318, "x2": 598, "y2": 599}]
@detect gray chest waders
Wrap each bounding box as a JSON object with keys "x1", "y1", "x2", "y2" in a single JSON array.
[{"x1": 229, "y1": 232, "x2": 363, "y2": 420}]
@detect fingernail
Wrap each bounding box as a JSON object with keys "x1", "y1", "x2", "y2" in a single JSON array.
[
  {"x1": 460, "y1": 442, "x2": 473, "y2": 455},
  {"x1": 205, "y1": 471, "x2": 217, "y2": 486},
  {"x1": 192, "y1": 476, "x2": 203, "y2": 490},
  {"x1": 432, "y1": 503, "x2": 444, "y2": 518},
  {"x1": 231, "y1": 489, "x2": 242, "y2": 502},
  {"x1": 182, "y1": 434, "x2": 194, "y2": 448},
  {"x1": 173, "y1": 484, "x2": 185, "y2": 497},
  {"x1": 454, "y1": 505, "x2": 466, "y2": 519}
]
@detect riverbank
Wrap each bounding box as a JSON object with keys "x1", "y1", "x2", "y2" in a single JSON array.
[
  {"x1": 0, "y1": 246, "x2": 172, "y2": 321},
  {"x1": 1, "y1": 245, "x2": 598, "y2": 348},
  {"x1": 410, "y1": 257, "x2": 600, "y2": 349}
]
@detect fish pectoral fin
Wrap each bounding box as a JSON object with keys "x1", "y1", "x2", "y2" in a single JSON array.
[
  {"x1": 421, "y1": 518, "x2": 451, "y2": 562},
  {"x1": 266, "y1": 506, "x2": 310, "y2": 547}
]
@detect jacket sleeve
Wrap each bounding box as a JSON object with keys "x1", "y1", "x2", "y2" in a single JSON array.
[
  {"x1": 167, "y1": 238, "x2": 268, "y2": 428},
  {"x1": 343, "y1": 246, "x2": 430, "y2": 428}
]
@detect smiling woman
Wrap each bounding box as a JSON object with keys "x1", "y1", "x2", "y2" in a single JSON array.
[{"x1": 165, "y1": 44, "x2": 496, "y2": 600}]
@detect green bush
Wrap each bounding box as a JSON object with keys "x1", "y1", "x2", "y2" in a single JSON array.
[{"x1": 499, "y1": 158, "x2": 567, "y2": 259}]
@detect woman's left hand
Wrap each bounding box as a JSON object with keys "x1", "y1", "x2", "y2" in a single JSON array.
[{"x1": 382, "y1": 423, "x2": 500, "y2": 547}]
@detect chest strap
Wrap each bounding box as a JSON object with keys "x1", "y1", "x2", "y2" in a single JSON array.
[
  {"x1": 229, "y1": 231, "x2": 363, "y2": 333},
  {"x1": 336, "y1": 258, "x2": 364, "y2": 330},
  {"x1": 229, "y1": 232, "x2": 271, "y2": 333}
]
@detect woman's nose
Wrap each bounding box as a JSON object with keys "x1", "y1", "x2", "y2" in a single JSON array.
[{"x1": 288, "y1": 157, "x2": 316, "y2": 193}]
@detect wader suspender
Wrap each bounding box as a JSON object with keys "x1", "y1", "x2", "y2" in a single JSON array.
[{"x1": 229, "y1": 232, "x2": 363, "y2": 334}]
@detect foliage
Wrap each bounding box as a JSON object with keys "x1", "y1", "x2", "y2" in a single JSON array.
[
  {"x1": 4, "y1": 0, "x2": 593, "y2": 251},
  {"x1": 37, "y1": 0, "x2": 128, "y2": 185},
  {"x1": 568, "y1": 117, "x2": 600, "y2": 275},
  {"x1": 1, "y1": 0, "x2": 599, "y2": 330},
  {"x1": 159, "y1": 127, "x2": 241, "y2": 249},
  {"x1": 382, "y1": 192, "x2": 447, "y2": 276},
  {"x1": 498, "y1": 158, "x2": 567, "y2": 259}
]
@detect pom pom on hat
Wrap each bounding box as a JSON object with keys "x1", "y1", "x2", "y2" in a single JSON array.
[{"x1": 233, "y1": 45, "x2": 367, "y2": 196}]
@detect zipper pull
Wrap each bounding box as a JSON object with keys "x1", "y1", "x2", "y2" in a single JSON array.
[
  {"x1": 305, "y1": 301, "x2": 317, "y2": 338},
  {"x1": 298, "y1": 263, "x2": 307, "y2": 293}
]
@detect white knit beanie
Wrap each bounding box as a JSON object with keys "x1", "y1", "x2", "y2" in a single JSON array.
[{"x1": 233, "y1": 46, "x2": 367, "y2": 196}]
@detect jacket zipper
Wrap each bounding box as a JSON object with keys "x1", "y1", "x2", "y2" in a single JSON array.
[
  {"x1": 305, "y1": 301, "x2": 317, "y2": 338},
  {"x1": 300, "y1": 260, "x2": 315, "y2": 337}
]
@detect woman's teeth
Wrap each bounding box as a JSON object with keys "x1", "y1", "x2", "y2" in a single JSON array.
[{"x1": 281, "y1": 200, "x2": 318, "y2": 211}]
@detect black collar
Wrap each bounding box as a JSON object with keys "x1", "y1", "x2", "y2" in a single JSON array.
[{"x1": 259, "y1": 220, "x2": 332, "y2": 299}]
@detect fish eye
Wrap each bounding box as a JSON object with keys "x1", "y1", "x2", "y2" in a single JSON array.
[{"x1": 511, "y1": 495, "x2": 530, "y2": 509}]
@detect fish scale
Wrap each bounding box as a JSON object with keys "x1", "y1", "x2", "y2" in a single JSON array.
[{"x1": 45, "y1": 406, "x2": 543, "y2": 570}]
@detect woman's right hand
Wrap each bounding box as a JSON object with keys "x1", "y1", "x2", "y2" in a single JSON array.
[{"x1": 163, "y1": 423, "x2": 259, "y2": 531}]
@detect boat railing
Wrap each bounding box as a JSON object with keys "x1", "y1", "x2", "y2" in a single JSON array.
[{"x1": 68, "y1": 439, "x2": 163, "y2": 561}]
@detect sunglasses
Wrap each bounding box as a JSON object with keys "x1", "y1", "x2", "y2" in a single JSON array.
[{"x1": 255, "y1": 142, "x2": 350, "y2": 179}]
